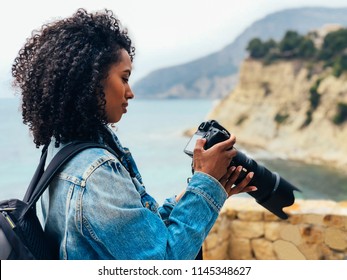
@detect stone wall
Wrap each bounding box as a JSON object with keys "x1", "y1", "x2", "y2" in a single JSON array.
[{"x1": 203, "y1": 197, "x2": 347, "y2": 260}]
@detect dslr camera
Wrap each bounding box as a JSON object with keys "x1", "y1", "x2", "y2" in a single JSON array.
[{"x1": 184, "y1": 120, "x2": 300, "y2": 219}]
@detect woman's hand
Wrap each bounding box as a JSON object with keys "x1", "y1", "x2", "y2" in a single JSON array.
[
  {"x1": 192, "y1": 136, "x2": 257, "y2": 197},
  {"x1": 193, "y1": 137, "x2": 237, "y2": 180},
  {"x1": 219, "y1": 165, "x2": 257, "y2": 197}
]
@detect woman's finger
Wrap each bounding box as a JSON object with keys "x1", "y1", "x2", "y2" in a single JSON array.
[
  {"x1": 225, "y1": 165, "x2": 243, "y2": 186},
  {"x1": 229, "y1": 172, "x2": 257, "y2": 196},
  {"x1": 220, "y1": 166, "x2": 236, "y2": 186}
]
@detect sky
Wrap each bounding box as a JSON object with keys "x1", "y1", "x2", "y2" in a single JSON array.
[{"x1": 1, "y1": 0, "x2": 347, "y2": 97}]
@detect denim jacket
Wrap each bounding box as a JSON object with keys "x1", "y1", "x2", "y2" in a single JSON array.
[{"x1": 41, "y1": 128, "x2": 228, "y2": 259}]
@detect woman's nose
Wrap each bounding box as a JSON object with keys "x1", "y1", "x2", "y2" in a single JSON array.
[{"x1": 126, "y1": 85, "x2": 134, "y2": 99}]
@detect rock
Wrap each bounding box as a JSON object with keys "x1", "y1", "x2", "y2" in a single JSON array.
[{"x1": 208, "y1": 59, "x2": 347, "y2": 171}]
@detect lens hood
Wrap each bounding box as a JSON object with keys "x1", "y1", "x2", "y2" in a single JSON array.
[{"x1": 255, "y1": 174, "x2": 300, "y2": 219}]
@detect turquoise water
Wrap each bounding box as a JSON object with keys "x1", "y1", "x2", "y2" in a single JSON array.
[{"x1": 1, "y1": 97, "x2": 347, "y2": 204}]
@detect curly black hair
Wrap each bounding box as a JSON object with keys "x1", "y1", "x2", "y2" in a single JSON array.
[{"x1": 12, "y1": 8, "x2": 135, "y2": 147}]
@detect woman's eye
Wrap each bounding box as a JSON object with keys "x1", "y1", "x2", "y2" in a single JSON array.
[{"x1": 122, "y1": 77, "x2": 129, "y2": 83}]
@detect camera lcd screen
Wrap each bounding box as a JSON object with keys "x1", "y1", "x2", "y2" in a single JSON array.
[{"x1": 184, "y1": 134, "x2": 203, "y2": 156}]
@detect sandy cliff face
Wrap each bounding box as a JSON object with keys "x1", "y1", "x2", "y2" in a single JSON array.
[{"x1": 208, "y1": 59, "x2": 347, "y2": 169}]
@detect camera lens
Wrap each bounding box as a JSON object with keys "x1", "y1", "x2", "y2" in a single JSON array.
[
  {"x1": 185, "y1": 120, "x2": 300, "y2": 219},
  {"x1": 232, "y1": 150, "x2": 299, "y2": 219}
]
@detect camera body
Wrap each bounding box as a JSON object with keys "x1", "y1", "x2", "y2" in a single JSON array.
[
  {"x1": 184, "y1": 120, "x2": 300, "y2": 219},
  {"x1": 184, "y1": 120, "x2": 247, "y2": 183},
  {"x1": 184, "y1": 120, "x2": 230, "y2": 156}
]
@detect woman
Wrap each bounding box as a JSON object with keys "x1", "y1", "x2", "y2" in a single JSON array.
[{"x1": 12, "y1": 8, "x2": 256, "y2": 259}]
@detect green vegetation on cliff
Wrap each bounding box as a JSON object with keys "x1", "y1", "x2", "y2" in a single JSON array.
[
  {"x1": 333, "y1": 102, "x2": 347, "y2": 125},
  {"x1": 247, "y1": 28, "x2": 347, "y2": 77}
]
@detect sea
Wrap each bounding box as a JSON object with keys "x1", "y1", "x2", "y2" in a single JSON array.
[{"x1": 1, "y1": 97, "x2": 347, "y2": 204}]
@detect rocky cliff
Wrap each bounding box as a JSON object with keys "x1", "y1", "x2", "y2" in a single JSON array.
[{"x1": 207, "y1": 59, "x2": 347, "y2": 170}]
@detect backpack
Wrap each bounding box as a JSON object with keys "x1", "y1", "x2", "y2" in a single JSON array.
[{"x1": 0, "y1": 142, "x2": 117, "y2": 260}]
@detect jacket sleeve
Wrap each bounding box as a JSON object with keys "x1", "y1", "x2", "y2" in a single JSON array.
[
  {"x1": 158, "y1": 196, "x2": 177, "y2": 224},
  {"x1": 80, "y1": 158, "x2": 227, "y2": 259}
]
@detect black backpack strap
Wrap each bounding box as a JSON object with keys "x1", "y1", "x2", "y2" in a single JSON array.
[
  {"x1": 23, "y1": 145, "x2": 49, "y2": 203},
  {"x1": 22, "y1": 142, "x2": 118, "y2": 217}
]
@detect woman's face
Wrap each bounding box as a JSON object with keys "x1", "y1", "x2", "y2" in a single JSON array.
[{"x1": 103, "y1": 49, "x2": 134, "y2": 123}]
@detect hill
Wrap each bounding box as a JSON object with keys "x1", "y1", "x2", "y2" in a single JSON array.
[{"x1": 133, "y1": 7, "x2": 347, "y2": 99}]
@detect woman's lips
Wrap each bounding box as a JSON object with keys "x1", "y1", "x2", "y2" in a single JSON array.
[{"x1": 122, "y1": 103, "x2": 128, "y2": 112}]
